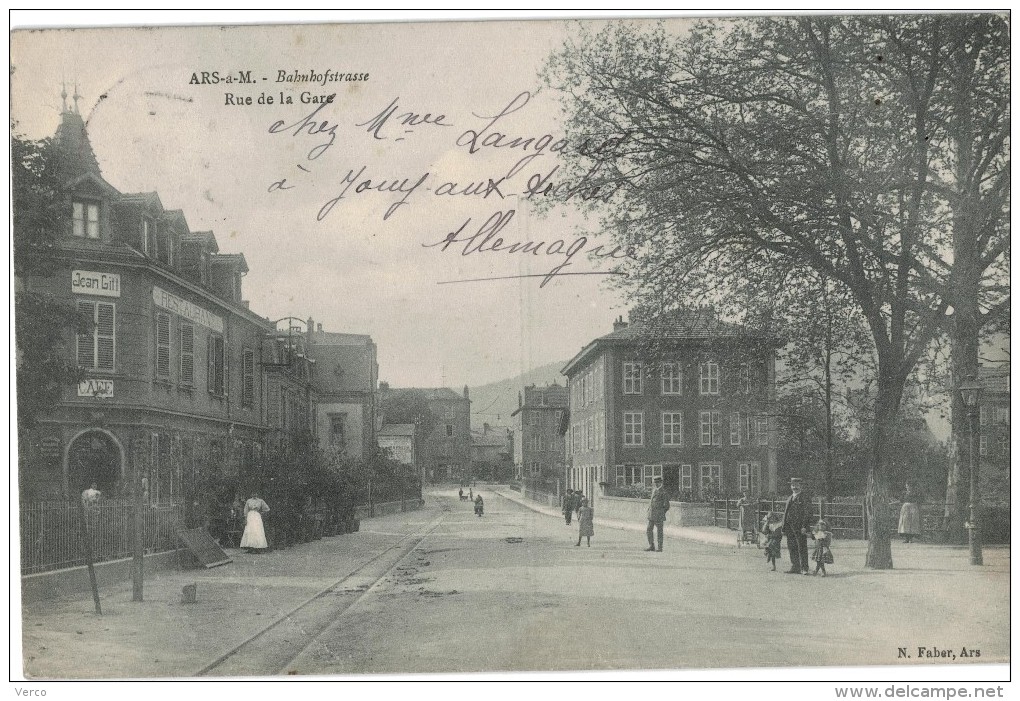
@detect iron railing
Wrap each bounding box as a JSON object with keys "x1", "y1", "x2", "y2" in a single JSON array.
[{"x1": 20, "y1": 499, "x2": 185, "y2": 575}]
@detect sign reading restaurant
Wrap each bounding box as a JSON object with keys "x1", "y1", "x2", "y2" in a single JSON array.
[
  {"x1": 71, "y1": 270, "x2": 121, "y2": 297},
  {"x1": 152, "y1": 286, "x2": 225, "y2": 333}
]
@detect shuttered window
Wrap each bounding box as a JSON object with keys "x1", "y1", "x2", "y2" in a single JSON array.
[
  {"x1": 180, "y1": 323, "x2": 195, "y2": 385},
  {"x1": 155, "y1": 313, "x2": 171, "y2": 379},
  {"x1": 207, "y1": 334, "x2": 225, "y2": 395},
  {"x1": 76, "y1": 301, "x2": 115, "y2": 371},
  {"x1": 242, "y1": 349, "x2": 255, "y2": 406}
]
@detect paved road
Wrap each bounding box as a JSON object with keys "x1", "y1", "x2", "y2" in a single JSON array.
[
  {"x1": 283, "y1": 490, "x2": 1009, "y2": 675},
  {"x1": 20, "y1": 488, "x2": 1008, "y2": 678}
]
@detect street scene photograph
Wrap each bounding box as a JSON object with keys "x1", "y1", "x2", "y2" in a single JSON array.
[{"x1": 9, "y1": 10, "x2": 1011, "y2": 689}]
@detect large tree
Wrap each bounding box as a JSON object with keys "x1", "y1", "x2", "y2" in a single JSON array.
[
  {"x1": 12, "y1": 134, "x2": 88, "y2": 446},
  {"x1": 543, "y1": 15, "x2": 1009, "y2": 567}
]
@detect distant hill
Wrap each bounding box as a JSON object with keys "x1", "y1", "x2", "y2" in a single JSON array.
[{"x1": 469, "y1": 360, "x2": 569, "y2": 427}]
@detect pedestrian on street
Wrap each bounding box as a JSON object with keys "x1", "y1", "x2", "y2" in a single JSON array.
[
  {"x1": 810, "y1": 520, "x2": 834, "y2": 577},
  {"x1": 459, "y1": 487, "x2": 464, "y2": 501},
  {"x1": 782, "y1": 477, "x2": 810, "y2": 574},
  {"x1": 474, "y1": 494, "x2": 484, "y2": 517},
  {"x1": 240, "y1": 493, "x2": 271, "y2": 553},
  {"x1": 574, "y1": 490, "x2": 585, "y2": 519},
  {"x1": 898, "y1": 482, "x2": 922, "y2": 543},
  {"x1": 645, "y1": 476, "x2": 670, "y2": 552},
  {"x1": 760, "y1": 511, "x2": 783, "y2": 571},
  {"x1": 469, "y1": 488, "x2": 474, "y2": 502},
  {"x1": 576, "y1": 497, "x2": 594, "y2": 547},
  {"x1": 563, "y1": 489, "x2": 574, "y2": 525}
]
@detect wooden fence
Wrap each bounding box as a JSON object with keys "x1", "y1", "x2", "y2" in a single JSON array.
[{"x1": 20, "y1": 500, "x2": 185, "y2": 575}]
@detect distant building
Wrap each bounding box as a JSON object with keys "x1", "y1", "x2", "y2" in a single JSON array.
[
  {"x1": 471, "y1": 423, "x2": 513, "y2": 481},
  {"x1": 306, "y1": 323, "x2": 379, "y2": 462},
  {"x1": 561, "y1": 313, "x2": 778, "y2": 502},
  {"x1": 511, "y1": 384, "x2": 568, "y2": 487},
  {"x1": 381, "y1": 386, "x2": 471, "y2": 482},
  {"x1": 978, "y1": 364, "x2": 1010, "y2": 499}
]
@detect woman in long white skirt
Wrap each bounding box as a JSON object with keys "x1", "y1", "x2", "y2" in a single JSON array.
[
  {"x1": 897, "y1": 482, "x2": 922, "y2": 544},
  {"x1": 240, "y1": 494, "x2": 271, "y2": 552}
]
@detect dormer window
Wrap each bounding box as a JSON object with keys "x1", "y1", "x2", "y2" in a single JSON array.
[
  {"x1": 142, "y1": 218, "x2": 155, "y2": 256},
  {"x1": 72, "y1": 200, "x2": 100, "y2": 239},
  {"x1": 157, "y1": 227, "x2": 174, "y2": 266}
]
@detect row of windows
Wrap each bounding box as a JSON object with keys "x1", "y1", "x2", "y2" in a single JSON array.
[
  {"x1": 614, "y1": 462, "x2": 762, "y2": 493},
  {"x1": 979, "y1": 434, "x2": 1010, "y2": 458},
  {"x1": 568, "y1": 411, "x2": 769, "y2": 449},
  {"x1": 620, "y1": 361, "x2": 762, "y2": 397},
  {"x1": 572, "y1": 357, "x2": 606, "y2": 408},
  {"x1": 74, "y1": 301, "x2": 255, "y2": 405},
  {"x1": 71, "y1": 199, "x2": 180, "y2": 268},
  {"x1": 979, "y1": 406, "x2": 1010, "y2": 426},
  {"x1": 526, "y1": 409, "x2": 565, "y2": 426},
  {"x1": 569, "y1": 412, "x2": 606, "y2": 455}
]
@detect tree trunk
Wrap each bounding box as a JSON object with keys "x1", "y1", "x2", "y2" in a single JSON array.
[{"x1": 864, "y1": 366, "x2": 906, "y2": 569}]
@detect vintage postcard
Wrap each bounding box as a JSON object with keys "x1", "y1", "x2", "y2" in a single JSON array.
[{"x1": 10, "y1": 11, "x2": 1010, "y2": 689}]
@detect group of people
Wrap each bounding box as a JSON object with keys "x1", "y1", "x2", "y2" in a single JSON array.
[
  {"x1": 562, "y1": 489, "x2": 595, "y2": 547},
  {"x1": 758, "y1": 478, "x2": 834, "y2": 576},
  {"x1": 459, "y1": 487, "x2": 484, "y2": 516}
]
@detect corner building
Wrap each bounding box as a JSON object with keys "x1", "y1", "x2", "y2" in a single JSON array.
[{"x1": 562, "y1": 314, "x2": 779, "y2": 502}]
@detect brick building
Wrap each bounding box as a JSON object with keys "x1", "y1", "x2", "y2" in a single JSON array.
[
  {"x1": 561, "y1": 314, "x2": 778, "y2": 503},
  {"x1": 510, "y1": 384, "x2": 567, "y2": 487}
]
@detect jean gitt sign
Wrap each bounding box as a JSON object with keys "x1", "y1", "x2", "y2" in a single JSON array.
[{"x1": 71, "y1": 270, "x2": 121, "y2": 297}]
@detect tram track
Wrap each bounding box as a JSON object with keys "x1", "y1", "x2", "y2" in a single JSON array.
[{"x1": 195, "y1": 508, "x2": 447, "y2": 677}]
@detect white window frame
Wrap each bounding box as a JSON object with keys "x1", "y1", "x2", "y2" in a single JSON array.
[
  {"x1": 979, "y1": 435, "x2": 988, "y2": 457},
  {"x1": 730, "y1": 412, "x2": 742, "y2": 446},
  {"x1": 662, "y1": 412, "x2": 683, "y2": 446},
  {"x1": 681, "y1": 464, "x2": 693, "y2": 491},
  {"x1": 623, "y1": 411, "x2": 644, "y2": 446},
  {"x1": 643, "y1": 464, "x2": 663, "y2": 487},
  {"x1": 756, "y1": 416, "x2": 768, "y2": 446},
  {"x1": 587, "y1": 416, "x2": 594, "y2": 450},
  {"x1": 699, "y1": 463, "x2": 722, "y2": 494},
  {"x1": 980, "y1": 405, "x2": 989, "y2": 426},
  {"x1": 530, "y1": 461, "x2": 541, "y2": 475},
  {"x1": 699, "y1": 361, "x2": 720, "y2": 396},
  {"x1": 623, "y1": 362, "x2": 643, "y2": 395},
  {"x1": 72, "y1": 200, "x2": 100, "y2": 239},
  {"x1": 740, "y1": 363, "x2": 751, "y2": 393},
  {"x1": 661, "y1": 362, "x2": 682, "y2": 395},
  {"x1": 700, "y1": 411, "x2": 721, "y2": 446},
  {"x1": 739, "y1": 463, "x2": 750, "y2": 491}
]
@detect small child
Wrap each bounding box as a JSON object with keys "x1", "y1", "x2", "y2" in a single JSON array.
[
  {"x1": 576, "y1": 498, "x2": 594, "y2": 547},
  {"x1": 811, "y1": 520, "x2": 834, "y2": 576},
  {"x1": 760, "y1": 511, "x2": 783, "y2": 571}
]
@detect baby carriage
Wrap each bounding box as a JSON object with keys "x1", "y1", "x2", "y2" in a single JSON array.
[{"x1": 737, "y1": 498, "x2": 760, "y2": 548}]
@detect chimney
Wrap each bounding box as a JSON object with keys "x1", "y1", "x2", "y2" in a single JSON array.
[
  {"x1": 307, "y1": 317, "x2": 314, "y2": 342},
  {"x1": 518, "y1": 391, "x2": 523, "y2": 408},
  {"x1": 379, "y1": 380, "x2": 390, "y2": 392},
  {"x1": 613, "y1": 315, "x2": 629, "y2": 332},
  {"x1": 463, "y1": 385, "x2": 470, "y2": 399}
]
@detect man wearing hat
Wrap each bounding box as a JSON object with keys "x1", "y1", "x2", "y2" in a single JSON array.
[
  {"x1": 783, "y1": 477, "x2": 811, "y2": 574},
  {"x1": 645, "y1": 476, "x2": 670, "y2": 552}
]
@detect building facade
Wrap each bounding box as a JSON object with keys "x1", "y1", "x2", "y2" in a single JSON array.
[
  {"x1": 18, "y1": 103, "x2": 292, "y2": 505},
  {"x1": 471, "y1": 423, "x2": 513, "y2": 482},
  {"x1": 511, "y1": 384, "x2": 567, "y2": 487},
  {"x1": 381, "y1": 386, "x2": 471, "y2": 482},
  {"x1": 306, "y1": 323, "x2": 379, "y2": 462},
  {"x1": 561, "y1": 315, "x2": 778, "y2": 503}
]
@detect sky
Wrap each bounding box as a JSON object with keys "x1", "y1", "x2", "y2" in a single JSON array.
[{"x1": 10, "y1": 12, "x2": 695, "y2": 388}]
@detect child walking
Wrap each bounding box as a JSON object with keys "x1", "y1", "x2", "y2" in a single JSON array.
[
  {"x1": 576, "y1": 498, "x2": 594, "y2": 547},
  {"x1": 811, "y1": 520, "x2": 834, "y2": 576},
  {"x1": 760, "y1": 511, "x2": 783, "y2": 571}
]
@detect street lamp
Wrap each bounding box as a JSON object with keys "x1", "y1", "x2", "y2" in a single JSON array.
[{"x1": 958, "y1": 375, "x2": 983, "y2": 566}]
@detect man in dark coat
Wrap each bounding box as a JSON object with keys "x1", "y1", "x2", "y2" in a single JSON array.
[
  {"x1": 563, "y1": 489, "x2": 574, "y2": 525},
  {"x1": 645, "y1": 476, "x2": 670, "y2": 552},
  {"x1": 782, "y1": 477, "x2": 811, "y2": 574}
]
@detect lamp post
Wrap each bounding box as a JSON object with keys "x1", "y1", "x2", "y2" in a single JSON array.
[{"x1": 958, "y1": 375, "x2": 983, "y2": 566}]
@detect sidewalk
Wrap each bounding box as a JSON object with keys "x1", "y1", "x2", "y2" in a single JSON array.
[
  {"x1": 19, "y1": 505, "x2": 437, "y2": 679},
  {"x1": 494, "y1": 487, "x2": 737, "y2": 547}
]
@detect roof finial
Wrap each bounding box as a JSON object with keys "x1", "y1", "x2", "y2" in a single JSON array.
[
  {"x1": 60, "y1": 81, "x2": 68, "y2": 112},
  {"x1": 72, "y1": 81, "x2": 81, "y2": 113}
]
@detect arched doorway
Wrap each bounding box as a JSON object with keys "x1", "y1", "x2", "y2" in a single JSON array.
[{"x1": 66, "y1": 429, "x2": 124, "y2": 496}]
